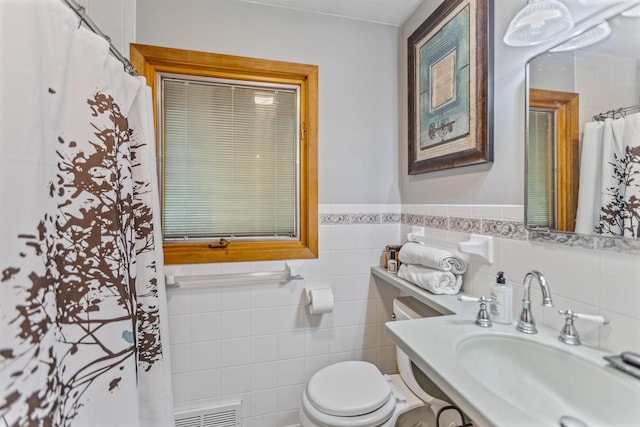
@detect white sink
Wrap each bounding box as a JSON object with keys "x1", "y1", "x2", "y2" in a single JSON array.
[
  {"x1": 456, "y1": 333, "x2": 640, "y2": 426},
  {"x1": 385, "y1": 315, "x2": 640, "y2": 427},
  {"x1": 374, "y1": 268, "x2": 640, "y2": 426}
]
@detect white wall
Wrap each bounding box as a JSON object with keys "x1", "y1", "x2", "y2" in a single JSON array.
[
  {"x1": 137, "y1": 0, "x2": 401, "y2": 205},
  {"x1": 74, "y1": 0, "x2": 135, "y2": 58}
]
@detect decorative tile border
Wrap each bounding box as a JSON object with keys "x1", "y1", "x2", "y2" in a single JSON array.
[
  {"x1": 319, "y1": 213, "x2": 399, "y2": 225},
  {"x1": 530, "y1": 230, "x2": 640, "y2": 254},
  {"x1": 450, "y1": 217, "x2": 481, "y2": 234},
  {"x1": 319, "y1": 208, "x2": 640, "y2": 254},
  {"x1": 482, "y1": 219, "x2": 527, "y2": 240},
  {"x1": 528, "y1": 230, "x2": 596, "y2": 249},
  {"x1": 425, "y1": 215, "x2": 449, "y2": 230},
  {"x1": 321, "y1": 211, "x2": 526, "y2": 240},
  {"x1": 350, "y1": 213, "x2": 381, "y2": 224},
  {"x1": 401, "y1": 214, "x2": 526, "y2": 241},
  {"x1": 597, "y1": 235, "x2": 640, "y2": 254},
  {"x1": 318, "y1": 213, "x2": 351, "y2": 225},
  {"x1": 381, "y1": 213, "x2": 401, "y2": 223},
  {"x1": 400, "y1": 213, "x2": 425, "y2": 227}
]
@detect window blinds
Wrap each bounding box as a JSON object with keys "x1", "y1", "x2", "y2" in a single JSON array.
[
  {"x1": 161, "y1": 78, "x2": 298, "y2": 240},
  {"x1": 527, "y1": 109, "x2": 555, "y2": 229}
]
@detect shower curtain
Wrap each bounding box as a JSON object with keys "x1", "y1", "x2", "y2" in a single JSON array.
[
  {"x1": 575, "y1": 113, "x2": 640, "y2": 238},
  {"x1": 0, "y1": 0, "x2": 174, "y2": 426}
]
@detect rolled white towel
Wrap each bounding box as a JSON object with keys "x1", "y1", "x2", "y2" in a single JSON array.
[
  {"x1": 398, "y1": 242, "x2": 468, "y2": 274},
  {"x1": 397, "y1": 263, "x2": 462, "y2": 295}
]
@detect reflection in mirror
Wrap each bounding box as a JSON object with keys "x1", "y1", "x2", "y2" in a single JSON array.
[
  {"x1": 528, "y1": 89, "x2": 579, "y2": 232},
  {"x1": 526, "y1": 5, "x2": 640, "y2": 238}
]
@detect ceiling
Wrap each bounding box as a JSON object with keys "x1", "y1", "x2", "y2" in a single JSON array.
[{"x1": 236, "y1": 0, "x2": 424, "y2": 26}]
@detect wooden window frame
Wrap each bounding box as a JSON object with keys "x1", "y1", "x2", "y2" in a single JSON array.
[
  {"x1": 130, "y1": 44, "x2": 318, "y2": 264},
  {"x1": 529, "y1": 88, "x2": 579, "y2": 232}
]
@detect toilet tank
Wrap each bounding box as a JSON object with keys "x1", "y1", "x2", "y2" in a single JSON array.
[{"x1": 392, "y1": 296, "x2": 451, "y2": 405}]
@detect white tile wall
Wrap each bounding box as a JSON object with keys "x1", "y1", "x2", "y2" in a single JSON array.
[
  {"x1": 166, "y1": 203, "x2": 640, "y2": 425},
  {"x1": 166, "y1": 205, "x2": 402, "y2": 426}
]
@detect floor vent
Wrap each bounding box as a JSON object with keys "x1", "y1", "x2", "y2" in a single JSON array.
[{"x1": 175, "y1": 402, "x2": 241, "y2": 427}]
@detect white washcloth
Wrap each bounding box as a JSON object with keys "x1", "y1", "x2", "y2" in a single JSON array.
[
  {"x1": 399, "y1": 242, "x2": 468, "y2": 274},
  {"x1": 397, "y1": 264, "x2": 462, "y2": 295}
]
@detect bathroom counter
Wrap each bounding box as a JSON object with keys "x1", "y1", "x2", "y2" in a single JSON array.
[
  {"x1": 373, "y1": 266, "x2": 636, "y2": 427},
  {"x1": 383, "y1": 314, "x2": 630, "y2": 427}
]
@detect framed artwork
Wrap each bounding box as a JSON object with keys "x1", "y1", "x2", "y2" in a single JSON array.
[{"x1": 408, "y1": 0, "x2": 492, "y2": 174}]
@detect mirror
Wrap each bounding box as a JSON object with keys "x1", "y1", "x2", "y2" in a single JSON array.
[{"x1": 526, "y1": 5, "x2": 640, "y2": 238}]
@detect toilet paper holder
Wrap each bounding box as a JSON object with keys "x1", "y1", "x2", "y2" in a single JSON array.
[{"x1": 305, "y1": 286, "x2": 334, "y2": 314}]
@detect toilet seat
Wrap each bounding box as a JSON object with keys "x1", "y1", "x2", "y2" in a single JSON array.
[
  {"x1": 301, "y1": 388, "x2": 396, "y2": 427},
  {"x1": 306, "y1": 361, "x2": 392, "y2": 416},
  {"x1": 301, "y1": 298, "x2": 458, "y2": 427},
  {"x1": 302, "y1": 361, "x2": 396, "y2": 427}
]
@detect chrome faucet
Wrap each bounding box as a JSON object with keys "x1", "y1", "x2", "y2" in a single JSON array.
[{"x1": 516, "y1": 270, "x2": 553, "y2": 334}]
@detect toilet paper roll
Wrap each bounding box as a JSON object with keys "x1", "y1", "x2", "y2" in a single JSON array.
[{"x1": 306, "y1": 287, "x2": 334, "y2": 314}]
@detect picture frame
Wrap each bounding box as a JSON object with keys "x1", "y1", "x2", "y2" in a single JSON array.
[{"x1": 408, "y1": 0, "x2": 492, "y2": 174}]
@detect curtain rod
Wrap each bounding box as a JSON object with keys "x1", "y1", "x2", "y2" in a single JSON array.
[
  {"x1": 61, "y1": 0, "x2": 137, "y2": 76},
  {"x1": 593, "y1": 105, "x2": 640, "y2": 122}
]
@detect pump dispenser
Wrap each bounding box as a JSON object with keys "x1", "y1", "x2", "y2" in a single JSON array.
[{"x1": 489, "y1": 271, "x2": 513, "y2": 324}]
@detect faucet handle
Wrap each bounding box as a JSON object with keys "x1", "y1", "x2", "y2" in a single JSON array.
[
  {"x1": 457, "y1": 295, "x2": 482, "y2": 302},
  {"x1": 458, "y1": 295, "x2": 493, "y2": 328},
  {"x1": 558, "y1": 309, "x2": 609, "y2": 346},
  {"x1": 558, "y1": 309, "x2": 609, "y2": 324}
]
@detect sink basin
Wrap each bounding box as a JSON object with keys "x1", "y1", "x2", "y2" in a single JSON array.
[
  {"x1": 456, "y1": 334, "x2": 640, "y2": 426},
  {"x1": 385, "y1": 301, "x2": 640, "y2": 427}
]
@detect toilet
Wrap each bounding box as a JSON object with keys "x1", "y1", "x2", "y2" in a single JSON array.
[{"x1": 300, "y1": 296, "x2": 458, "y2": 427}]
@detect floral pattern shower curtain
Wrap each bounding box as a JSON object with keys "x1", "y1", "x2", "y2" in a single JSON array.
[
  {"x1": 0, "y1": 0, "x2": 174, "y2": 426},
  {"x1": 575, "y1": 113, "x2": 640, "y2": 238}
]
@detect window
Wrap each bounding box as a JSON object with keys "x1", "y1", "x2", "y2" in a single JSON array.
[
  {"x1": 161, "y1": 77, "x2": 298, "y2": 240},
  {"x1": 527, "y1": 108, "x2": 556, "y2": 229},
  {"x1": 527, "y1": 89, "x2": 579, "y2": 232},
  {"x1": 131, "y1": 44, "x2": 318, "y2": 264}
]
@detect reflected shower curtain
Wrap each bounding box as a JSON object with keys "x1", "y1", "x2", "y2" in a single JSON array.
[
  {"x1": 575, "y1": 113, "x2": 640, "y2": 238},
  {"x1": 0, "y1": 0, "x2": 174, "y2": 426}
]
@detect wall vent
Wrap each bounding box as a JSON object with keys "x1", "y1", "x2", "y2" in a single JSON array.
[{"x1": 175, "y1": 402, "x2": 241, "y2": 427}]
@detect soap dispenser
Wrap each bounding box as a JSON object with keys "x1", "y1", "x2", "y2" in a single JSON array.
[
  {"x1": 489, "y1": 271, "x2": 513, "y2": 324},
  {"x1": 387, "y1": 250, "x2": 398, "y2": 273}
]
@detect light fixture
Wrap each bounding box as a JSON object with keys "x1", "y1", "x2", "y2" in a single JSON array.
[
  {"x1": 504, "y1": 0, "x2": 574, "y2": 47},
  {"x1": 549, "y1": 21, "x2": 612, "y2": 52}
]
